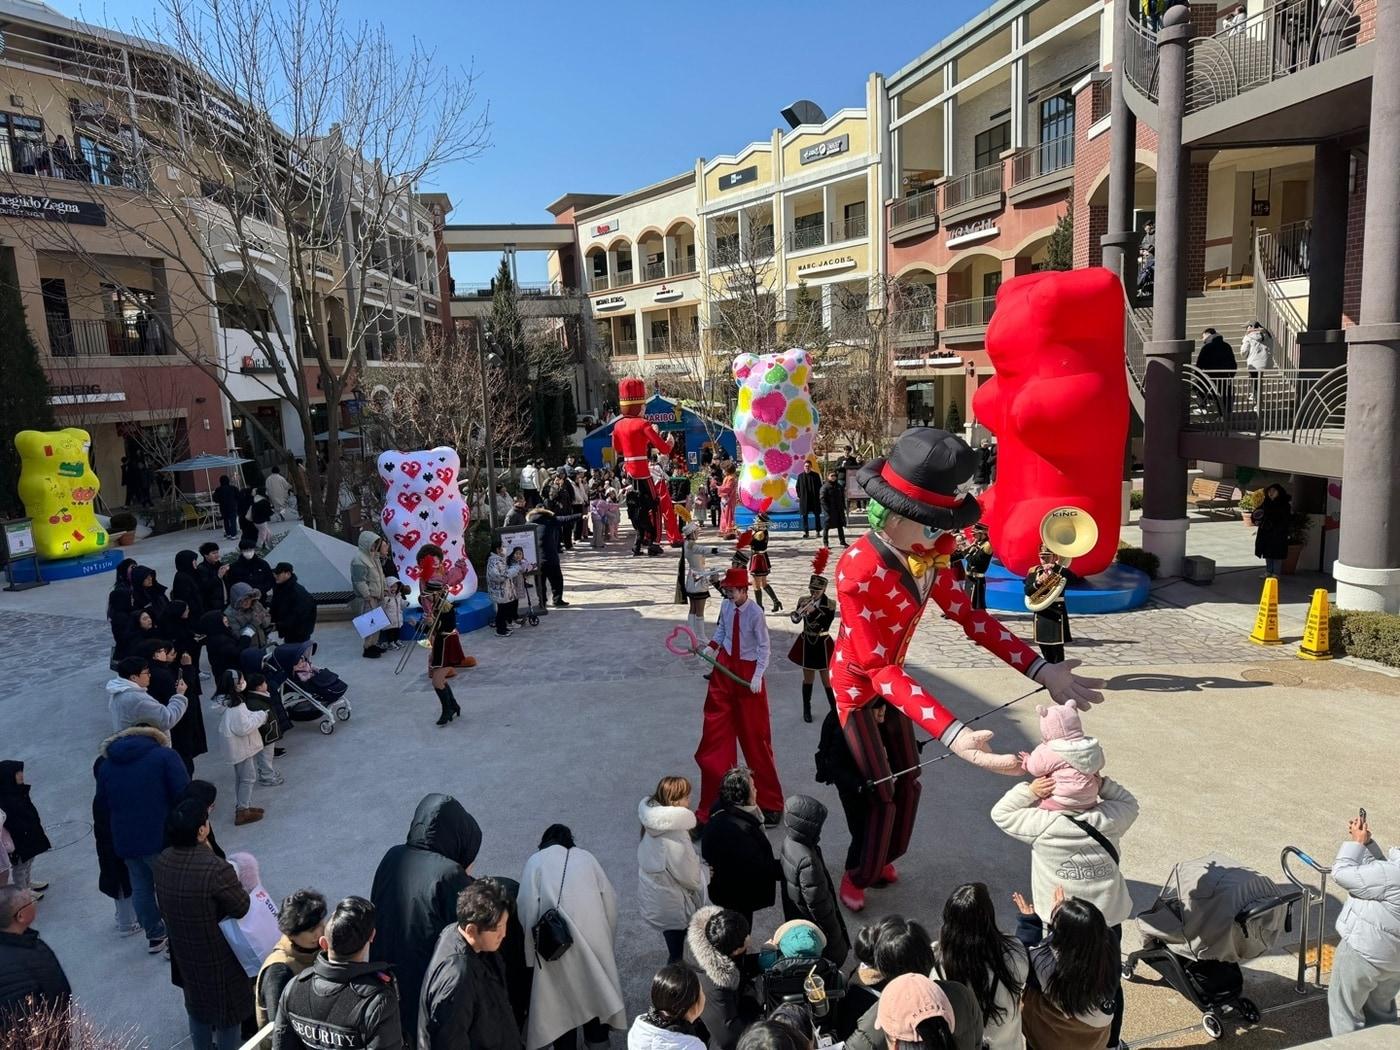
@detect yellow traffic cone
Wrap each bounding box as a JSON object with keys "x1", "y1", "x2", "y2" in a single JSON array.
[
  {"x1": 1298, "y1": 588, "x2": 1333, "y2": 660},
  {"x1": 1250, "y1": 577, "x2": 1281, "y2": 646}
]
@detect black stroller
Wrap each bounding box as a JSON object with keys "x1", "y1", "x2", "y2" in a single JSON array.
[
  {"x1": 1124, "y1": 852, "x2": 1302, "y2": 1040},
  {"x1": 260, "y1": 641, "x2": 351, "y2": 735}
]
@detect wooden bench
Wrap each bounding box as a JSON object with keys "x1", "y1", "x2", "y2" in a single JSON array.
[{"x1": 1188, "y1": 478, "x2": 1239, "y2": 515}]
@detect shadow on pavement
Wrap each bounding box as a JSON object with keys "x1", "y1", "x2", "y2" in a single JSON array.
[{"x1": 1106, "y1": 672, "x2": 1270, "y2": 693}]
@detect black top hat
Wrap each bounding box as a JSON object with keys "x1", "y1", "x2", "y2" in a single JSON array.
[{"x1": 857, "y1": 427, "x2": 982, "y2": 530}]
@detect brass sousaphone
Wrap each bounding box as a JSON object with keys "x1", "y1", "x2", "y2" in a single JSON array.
[{"x1": 1024, "y1": 506, "x2": 1099, "y2": 612}]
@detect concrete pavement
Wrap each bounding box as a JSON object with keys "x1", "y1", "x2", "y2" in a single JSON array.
[{"x1": 0, "y1": 514, "x2": 1391, "y2": 1048}]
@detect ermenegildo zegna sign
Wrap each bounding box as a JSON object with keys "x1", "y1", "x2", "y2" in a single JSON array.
[
  {"x1": 0, "y1": 192, "x2": 107, "y2": 226},
  {"x1": 717, "y1": 166, "x2": 758, "y2": 192}
]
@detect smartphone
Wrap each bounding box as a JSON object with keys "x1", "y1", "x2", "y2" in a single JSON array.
[{"x1": 1360, "y1": 807, "x2": 1367, "y2": 823}]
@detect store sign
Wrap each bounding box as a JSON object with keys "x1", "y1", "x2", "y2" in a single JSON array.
[
  {"x1": 799, "y1": 134, "x2": 849, "y2": 165},
  {"x1": 592, "y1": 218, "x2": 619, "y2": 237},
  {"x1": 654, "y1": 285, "x2": 683, "y2": 303},
  {"x1": 49, "y1": 383, "x2": 126, "y2": 405},
  {"x1": 1251, "y1": 200, "x2": 1271, "y2": 217},
  {"x1": 717, "y1": 165, "x2": 758, "y2": 191},
  {"x1": 645, "y1": 406, "x2": 684, "y2": 424},
  {"x1": 0, "y1": 192, "x2": 106, "y2": 226},
  {"x1": 594, "y1": 294, "x2": 627, "y2": 311},
  {"x1": 796, "y1": 254, "x2": 856, "y2": 276},
  {"x1": 945, "y1": 219, "x2": 999, "y2": 248}
]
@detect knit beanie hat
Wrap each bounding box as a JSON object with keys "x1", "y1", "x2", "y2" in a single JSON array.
[{"x1": 1037, "y1": 699, "x2": 1085, "y2": 744}]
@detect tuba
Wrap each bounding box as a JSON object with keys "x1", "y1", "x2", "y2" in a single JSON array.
[{"x1": 1024, "y1": 506, "x2": 1098, "y2": 612}]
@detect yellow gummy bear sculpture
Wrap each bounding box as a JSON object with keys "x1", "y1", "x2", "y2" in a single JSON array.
[{"x1": 15, "y1": 428, "x2": 108, "y2": 559}]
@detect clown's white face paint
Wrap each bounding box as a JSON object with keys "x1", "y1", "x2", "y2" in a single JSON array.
[{"x1": 879, "y1": 513, "x2": 946, "y2": 556}]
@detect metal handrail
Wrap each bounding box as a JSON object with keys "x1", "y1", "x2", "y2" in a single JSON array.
[
  {"x1": 944, "y1": 296, "x2": 996, "y2": 329},
  {"x1": 789, "y1": 222, "x2": 826, "y2": 251},
  {"x1": 1182, "y1": 364, "x2": 1346, "y2": 441},
  {"x1": 613, "y1": 270, "x2": 635, "y2": 288},
  {"x1": 1124, "y1": 16, "x2": 1160, "y2": 100},
  {"x1": 829, "y1": 215, "x2": 868, "y2": 242},
  {"x1": 590, "y1": 274, "x2": 610, "y2": 292},
  {"x1": 1257, "y1": 221, "x2": 1310, "y2": 280},
  {"x1": 669, "y1": 256, "x2": 698, "y2": 277},
  {"x1": 1281, "y1": 846, "x2": 1332, "y2": 993},
  {"x1": 890, "y1": 187, "x2": 939, "y2": 229},
  {"x1": 1125, "y1": 298, "x2": 1150, "y2": 394},
  {"x1": 1011, "y1": 134, "x2": 1076, "y2": 185},
  {"x1": 644, "y1": 260, "x2": 666, "y2": 281},
  {"x1": 45, "y1": 315, "x2": 171, "y2": 356},
  {"x1": 1253, "y1": 223, "x2": 1309, "y2": 370},
  {"x1": 941, "y1": 164, "x2": 1003, "y2": 211}
]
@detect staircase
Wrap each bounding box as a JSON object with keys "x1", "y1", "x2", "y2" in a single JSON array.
[{"x1": 1130, "y1": 288, "x2": 1257, "y2": 347}]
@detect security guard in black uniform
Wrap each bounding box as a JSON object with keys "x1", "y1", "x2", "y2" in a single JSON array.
[{"x1": 274, "y1": 896, "x2": 403, "y2": 1050}]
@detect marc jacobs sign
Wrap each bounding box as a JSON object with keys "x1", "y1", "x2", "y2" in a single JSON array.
[
  {"x1": 796, "y1": 254, "x2": 856, "y2": 276},
  {"x1": 799, "y1": 134, "x2": 849, "y2": 165}
]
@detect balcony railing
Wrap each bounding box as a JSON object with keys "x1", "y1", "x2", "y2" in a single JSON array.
[
  {"x1": 1257, "y1": 220, "x2": 1310, "y2": 281},
  {"x1": 1090, "y1": 76, "x2": 1112, "y2": 124},
  {"x1": 613, "y1": 337, "x2": 638, "y2": 356},
  {"x1": 46, "y1": 315, "x2": 171, "y2": 357},
  {"x1": 614, "y1": 270, "x2": 635, "y2": 288},
  {"x1": 0, "y1": 135, "x2": 146, "y2": 190},
  {"x1": 890, "y1": 188, "x2": 939, "y2": 230},
  {"x1": 1011, "y1": 134, "x2": 1076, "y2": 185},
  {"x1": 789, "y1": 222, "x2": 825, "y2": 251},
  {"x1": 892, "y1": 304, "x2": 938, "y2": 338},
  {"x1": 455, "y1": 280, "x2": 569, "y2": 300},
  {"x1": 645, "y1": 336, "x2": 678, "y2": 355},
  {"x1": 944, "y1": 296, "x2": 996, "y2": 329},
  {"x1": 670, "y1": 256, "x2": 698, "y2": 276},
  {"x1": 940, "y1": 164, "x2": 1003, "y2": 212},
  {"x1": 1183, "y1": 365, "x2": 1346, "y2": 446},
  {"x1": 591, "y1": 274, "x2": 610, "y2": 292},
  {"x1": 644, "y1": 260, "x2": 666, "y2": 281},
  {"x1": 1125, "y1": 0, "x2": 1360, "y2": 114},
  {"x1": 828, "y1": 214, "x2": 868, "y2": 243}
]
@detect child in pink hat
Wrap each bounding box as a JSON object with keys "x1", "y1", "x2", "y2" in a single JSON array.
[{"x1": 1018, "y1": 699, "x2": 1104, "y2": 811}]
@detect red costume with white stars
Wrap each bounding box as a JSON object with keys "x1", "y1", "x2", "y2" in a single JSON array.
[{"x1": 830, "y1": 530, "x2": 1046, "y2": 887}]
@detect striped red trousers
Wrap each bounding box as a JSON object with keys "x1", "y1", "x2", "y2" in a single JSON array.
[{"x1": 840, "y1": 705, "x2": 921, "y2": 888}]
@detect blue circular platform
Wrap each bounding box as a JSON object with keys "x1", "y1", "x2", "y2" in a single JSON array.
[
  {"x1": 400, "y1": 591, "x2": 496, "y2": 638},
  {"x1": 8, "y1": 547, "x2": 124, "y2": 584},
  {"x1": 984, "y1": 559, "x2": 1151, "y2": 614},
  {"x1": 735, "y1": 507, "x2": 805, "y2": 532}
]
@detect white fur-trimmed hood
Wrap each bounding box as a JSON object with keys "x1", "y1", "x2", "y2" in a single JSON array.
[
  {"x1": 686, "y1": 905, "x2": 740, "y2": 989},
  {"x1": 639, "y1": 799, "x2": 697, "y2": 836}
]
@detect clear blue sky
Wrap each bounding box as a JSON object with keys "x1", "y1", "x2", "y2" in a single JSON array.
[{"x1": 72, "y1": 0, "x2": 989, "y2": 282}]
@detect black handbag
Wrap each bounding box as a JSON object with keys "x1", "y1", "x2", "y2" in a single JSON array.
[
  {"x1": 245, "y1": 693, "x2": 283, "y2": 745},
  {"x1": 531, "y1": 848, "x2": 573, "y2": 962}
]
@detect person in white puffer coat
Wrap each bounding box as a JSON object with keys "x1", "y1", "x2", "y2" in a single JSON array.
[
  {"x1": 1329, "y1": 812, "x2": 1400, "y2": 1035},
  {"x1": 628, "y1": 963, "x2": 708, "y2": 1050},
  {"x1": 637, "y1": 777, "x2": 706, "y2": 963}
]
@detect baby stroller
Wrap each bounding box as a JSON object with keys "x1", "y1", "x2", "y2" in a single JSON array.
[
  {"x1": 267, "y1": 641, "x2": 351, "y2": 735},
  {"x1": 1124, "y1": 852, "x2": 1302, "y2": 1040}
]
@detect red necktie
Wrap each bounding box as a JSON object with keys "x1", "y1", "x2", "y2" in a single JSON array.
[{"x1": 730, "y1": 604, "x2": 742, "y2": 659}]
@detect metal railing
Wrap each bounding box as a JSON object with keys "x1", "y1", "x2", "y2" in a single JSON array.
[
  {"x1": 645, "y1": 336, "x2": 678, "y2": 355},
  {"x1": 46, "y1": 315, "x2": 171, "y2": 357},
  {"x1": 644, "y1": 260, "x2": 666, "y2": 281},
  {"x1": 944, "y1": 296, "x2": 996, "y2": 329},
  {"x1": 670, "y1": 256, "x2": 698, "y2": 276},
  {"x1": 590, "y1": 274, "x2": 610, "y2": 292},
  {"x1": 1253, "y1": 223, "x2": 1308, "y2": 370},
  {"x1": 1126, "y1": 0, "x2": 1361, "y2": 114},
  {"x1": 829, "y1": 214, "x2": 867, "y2": 242},
  {"x1": 456, "y1": 280, "x2": 568, "y2": 299},
  {"x1": 789, "y1": 221, "x2": 825, "y2": 251},
  {"x1": 1011, "y1": 134, "x2": 1076, "y2": 185},
  {"x1": 892, "y1": 304, "x2": 938, "y2": 339},
  {"x1": 614, "y1": 270, "x2": 635, "y2": 288},
  {"x1": 1182, "y1": 365, "x2": 1346, "y2": 444},
  {"x1": 890, "y1": 187, "x2": 939, "y2": 230},
  {"x1": 940, "y1": 164, "x2": 1003, "y2": 211},
  {"x1": 0, "y1": 135, "x2": 146, "y2": 190},
  {"x1": 613, "y1": 337, "x2": 638, "y2": 356},
  {"x1": 1090, "y1": 77, "x2": 1112, "y2": 123}
]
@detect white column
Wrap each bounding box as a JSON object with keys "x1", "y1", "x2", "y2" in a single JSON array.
[
  {"x1": 823, "y1": 183, "x2": 837, "y2": 241},
  {"x1": 942, "y1": 61, "x2": 958, "y2": 176},
  {"x1": 664, "y1": 234, "x2": 677, "y2": 276},
  {"x1": 634, "y1": 307, "x2": 647, "y2": 359},
  {"x1": 821, "y1": 283, "x2": 834, "y2": 328},
  {"x1": 606, "y1": 249, "x2": 618, "y2": 286},
  {"x1": 1010, "y1": 15, "x2": 1029, "y2": 150}
]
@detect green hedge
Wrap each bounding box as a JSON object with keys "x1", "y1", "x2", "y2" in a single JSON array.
[
  {"x1": 1115, "y1": 545, "x2": 1159, "y2": 579},
  {"x1": 1328, "y1": 609, "x2": 1400, "y2": 668},
  {"x1": 1129, "y1": 489, "x2": 1144, "y2": 510}
]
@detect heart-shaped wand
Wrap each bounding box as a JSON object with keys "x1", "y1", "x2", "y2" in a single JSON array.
[{"x1": 664, "y1": 625, "x2": 750, "y2": 687}]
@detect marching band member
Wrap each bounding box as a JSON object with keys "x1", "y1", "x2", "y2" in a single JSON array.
[
  {"x1": 414, "y1": 544, "x2": 475, "y2": 727},
  {"x1": 786, "y1": 548, "x2": 837, "y2": 724},
  {"x1": 962, "y1": 523, "x2": 993, "y2": 611},
  {"x1": 748, "y1": 512, "x2": 783, "y2": 613},
  {"x1": 1024, "y1": 546, "x2": 1078, "y2": 664}
]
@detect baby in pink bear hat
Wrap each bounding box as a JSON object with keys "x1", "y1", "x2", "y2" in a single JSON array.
[{"x1": 1018, "y1": 699, "x2": 1104, "y2": 811}]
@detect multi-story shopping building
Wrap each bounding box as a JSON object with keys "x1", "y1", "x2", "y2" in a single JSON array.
[{"x1": 0, "y1": 0, "x2": 446, "y2": 495}]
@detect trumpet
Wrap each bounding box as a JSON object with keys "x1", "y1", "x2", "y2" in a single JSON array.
[
  {"x1": 394, "y1": 585, "x2": 451, "y2": 675},
  {"x1": 1024, "y1": 505, "x2": 1098, "y2": 613},
  {"x1": 790, "y1": 595, "x2": 820, "y2": 623}
]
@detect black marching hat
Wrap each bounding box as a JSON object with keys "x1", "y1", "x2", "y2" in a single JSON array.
[{"x1": 857, "y1": 427, "x2": 982, "y2": 531}]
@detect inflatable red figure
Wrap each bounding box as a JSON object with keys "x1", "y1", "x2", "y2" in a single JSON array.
[
  {"x1": 613, "y1": 377, "x2": 672, "y2": 551},
  {"x1": 972, "y1": 268, "x2": 1127, "y2": 577}
]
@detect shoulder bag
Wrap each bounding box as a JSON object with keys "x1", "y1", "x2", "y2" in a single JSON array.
[
  {"x1": 532, "y1": 848, "x2": 573, "y2": 962},
  {"x1": 1066, "y1": 816, "x2": 1119, "y2": 865}
]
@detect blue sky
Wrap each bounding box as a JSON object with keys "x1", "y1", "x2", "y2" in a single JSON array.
[{"x1": 73, "y1": 0, "x2": 989, "y2": 282}]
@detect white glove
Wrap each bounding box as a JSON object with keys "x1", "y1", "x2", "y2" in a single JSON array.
[
  {"x1": 1032, "y1": 658, "x2": 1105, "y2": 707},
  {"x1": 948, "y1": 728, "x2": 1023, "y2": 775},
  {"x1": 749, "y1": 673, "x2": 763, "y2": 694}
]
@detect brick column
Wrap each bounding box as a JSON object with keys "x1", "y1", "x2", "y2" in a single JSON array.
[
  {"x1": 1184, "y1": 162, "x2": 1209, "y2": 295},
  {"x1": 1336, "y1": 0, "x2": 1400, "y2": 611}
]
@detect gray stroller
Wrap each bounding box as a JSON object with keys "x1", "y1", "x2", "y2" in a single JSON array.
[{"x1": 1124, "y1": 852, "x2": 1302, "y2": 1040}]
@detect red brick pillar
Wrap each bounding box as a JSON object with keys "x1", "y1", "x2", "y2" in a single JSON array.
[
  {"x1": 1184, "y1": 162, "x2": 1209, "y2": 294},
  {"x1": 1087, "y1": 205, "x2": 1108, "y2": 270},
  {"x1": 1344, "y1": 153, "x2": 1368, "y2": 327}
]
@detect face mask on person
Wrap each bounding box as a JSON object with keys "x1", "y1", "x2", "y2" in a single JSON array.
[{"x1": 241, "y1": 550, "x2": 254, "y2": 559}]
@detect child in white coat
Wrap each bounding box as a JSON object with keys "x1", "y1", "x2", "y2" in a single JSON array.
[
  {"x1": 380, "y1": 578, "x2": 409, "y2": 650},
  {"x1": 637, "y1": 776, "x2": 706, "y2": 963},
  {"x1": 218, "y1": 669, "x2": 268, "y2": 827}
]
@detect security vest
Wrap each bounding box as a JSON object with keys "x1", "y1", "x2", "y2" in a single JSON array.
[{"x1": 279, "y1": 956, "x2": 399, "y2": 1050}]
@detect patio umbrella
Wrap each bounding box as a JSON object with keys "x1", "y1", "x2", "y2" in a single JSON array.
[{"x1": 159, "y1": 452, "x2": 252, "y2": 495}]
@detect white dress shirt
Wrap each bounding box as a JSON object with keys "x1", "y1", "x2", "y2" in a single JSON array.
[{"x1": 710, "y1": 597, "x2": 770, "y2": 680}]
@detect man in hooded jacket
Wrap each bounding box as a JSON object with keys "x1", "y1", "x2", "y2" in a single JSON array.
[
  {"x1": 370, "y1": 795, "x2": 529, "y2": 1046},
  {"x1": 777, "y1": 794, "x2": 850, "y2": 967}
]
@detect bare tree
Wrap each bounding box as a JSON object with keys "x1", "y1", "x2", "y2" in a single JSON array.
[
  {"x1": 810, "y1": 276, "x2": 906, "y2": 454},
  {"x1": 5, "y1": 0, "x2": 489, "y2": 532}
]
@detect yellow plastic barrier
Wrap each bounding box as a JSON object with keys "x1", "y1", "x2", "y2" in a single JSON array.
[
  {"x1": 1249, "y1": 576, "x2": 1281, "y2": 646},
  {"x1": 1298, "y1": 588, "x2": 1333, "y2": 661}
]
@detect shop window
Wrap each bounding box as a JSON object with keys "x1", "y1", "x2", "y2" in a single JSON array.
[
  {"x1": 981, "y1": 271, "x2": 1002, "y2": 300},
  {"x1": 974, "y1": 121, "x2": 1010, "y2": 169},
  {"x1": 1039, "y1": 93, "x2": 1074, "y2": 143},
  {"x1": 0, "y1": 113, "x2": 45, "y2": 174}
]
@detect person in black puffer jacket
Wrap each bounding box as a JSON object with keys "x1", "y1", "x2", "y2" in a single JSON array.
[
  {"x1": 700, "y1": 769, "x2": 780, "y2": 928},
  {"x1": 171, "y1": 549, "x2": 206, "y2": 621},
  {"x1": 0, "y1": 761, "x2": 51, "y2": 893},
  {"x1": 684, "y1": 906, "x2": 761, "y2": 1050},
  {"x1": 199, "y1": 610, "x2": 247, "y2": 680},
  {"x1": 777, "y1": 795, "x2": 849, "y2": 966},
  {"x1": 0, "y1": 886, "x2": 70, "y2": 1023},
  {"x1": 270, "y1": 563, "x2": 318, "y2": 643}
]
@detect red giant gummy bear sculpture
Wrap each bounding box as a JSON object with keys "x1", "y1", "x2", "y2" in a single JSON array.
[{"x1": 971, "y1": 268, "x2": 1127, "y2": 577}]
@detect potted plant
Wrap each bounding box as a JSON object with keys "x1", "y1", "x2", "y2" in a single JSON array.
[
  {"x1": 109, "y1": 510, "x2": 138, "y2": 546},
  {"x1": 1283, "y1": 511, "x2": 1311, "y2": 574},
  {"x1": 1238, "y1": 489, "x2": 1262, "y2": 528}
]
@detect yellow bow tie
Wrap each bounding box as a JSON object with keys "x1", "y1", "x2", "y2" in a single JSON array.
[{"x1": 907, "y1": 552, "x2": 950, "y2": 578}]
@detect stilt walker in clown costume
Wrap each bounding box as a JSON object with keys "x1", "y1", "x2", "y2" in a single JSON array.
[
  {"x1": 831, "y1": 428, "x2": 1104, "y2": 911},
  {"x1": 695, "y1": 565, "x2": 785, "y2": 828},
  {"x1": 613, "y1": 377, "x2": 671, "y2": 557}
]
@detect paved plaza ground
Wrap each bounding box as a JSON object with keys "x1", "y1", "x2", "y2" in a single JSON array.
[{"x1": 1, "y1": 510, "x2": 1395, "y2": 1049}]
